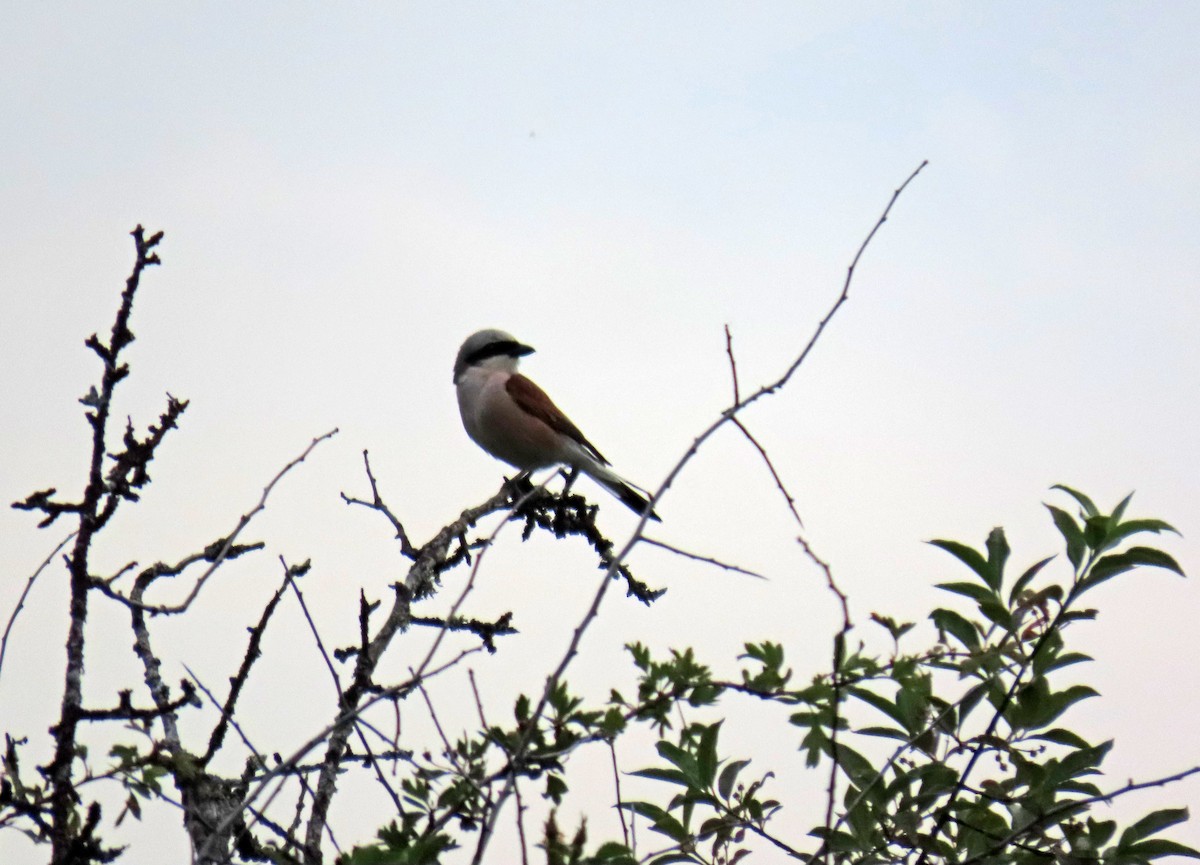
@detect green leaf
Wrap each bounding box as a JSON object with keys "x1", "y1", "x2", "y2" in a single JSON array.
[
  {"x1": 928, "y1": 539, "x2": 990, "y2": 585},
  {"x1": 1022, "y1": 724, "x2": 1089, "y2": 753},
  {"x1": 798, "y1": 725, "x2": 827, "y2": 767},
  {"x1": 912, "y1": 762, "x2": 959, "y2": 803},
  {"x1": 930, "y1": 608, "x2": 979, "y2": 650},
  {"x1": 1083, "y1": 547, "x2": 1186, "y2": 593},
  {"x1": 977, "y1": 596, "x2": 1014, "y2": 630},
  {"x1": 985, "y1": 527, "x2": 1009, "y2": 591},
  {"x1": 956, "y1": 682, "x2": 989, "y2": 725},
  {"x1": 1062, "y1": 780, "x2": 1103, "y2": 797},
  {"x1": 1104, "y1": 518, "x2": 1180, "y2": 549},
  {"x1": 1084, "y1": 514, "x2": 1111, "y2": 551},
  {"x1": 789, "y1": 710, "x2": 820, "y2": 729},
  {"x1": 808, "y1": 826, "x2": 860, "y2": 853},
  {"x1": 1043, "y1": 651, "x2": 1093, "y2": 673},
  {"x1": 1053, "y1": 484, "x2": 1099, "y2": 517},
  {"x1": 631, "y1": 767, "x2": 691, "y2": 787},
  {"x1": 895, "y1": 681, "x2": 931, "y2": 735},
  {"x1": 1038, "y1": 684, "x2": 1100, "y2": 728},
  {"x1": 656, "y1": 741, "x2": 702, "y2": 787},
  {"x1": 1123, "y1": 839, "x2": 1200, "y2": 860},
  {"x1": 833, "y1": 743, "x2": 876, "y2": 789},
  {"x1": 1110, "y1": 490, "x2": 1135, "y2": 525},
  {"x1": 870, "y1": 613, "x2": 915, "y2": 641},
  {"x1": 545, "y1": 773, "x2": 567, "y2": 804},
  {"x1": 1087, "y1": 817, "x2": 1117, "y2": 847},
  {"x1": 1047, "y1": 505, "x2": 1087, "y2": 569},
  {"x1": 600, "y1": 707, "x2": 626, "y2": 736},
  {"x1": 935, "y1": 581, "x2": 995, "y2": 602},
  {"x1": 842, "y1": 783, "x2": 876, "y2": 840},
  {"x1": 953, "y1": 802, "x2": 1010, "y2": 857},
  {"x1": 1010, "y1": 555, "x2": 1056, "y2": 604},
  {"x1": 717, "y1": 759, "x2": 750, "y2": 800},
  {"x1": 110, "y1": 744, "x2": 138, "y2": 763},
  {"x1": 695, "y1": 725, "x2": 720, "y2": 788},
  {"x1": 1055, "y1": 740, "x2": 1112, "y2": 780},
  {"x1": 514, "y1": 693, "x2": 531, "y2": 722},
  {"x1": 1120, "y1": 807, "x2": 1192, "y2": 847},
  {"x1": 847, "y1": 686, "x2": 907, "y2": 728},
  {"x1": 856, "y1": 725, "x2": 911, "y2": 742},
  {"x1": 622, "y1": 801, "x2": 690, "y2": 843}
]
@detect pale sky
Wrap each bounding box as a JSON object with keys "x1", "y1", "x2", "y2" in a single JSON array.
[{"x1": 2, "y1": 3, "x2": 1198, "y2": 862}]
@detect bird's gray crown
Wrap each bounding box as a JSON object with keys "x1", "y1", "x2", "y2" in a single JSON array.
[{"x1": 453, "y1": 329, "x2": 535, "y2": 382}]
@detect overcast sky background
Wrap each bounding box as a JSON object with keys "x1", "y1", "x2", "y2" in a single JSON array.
[{"x1": 2, "y1": 3, "x2": 1198, "y2": 862}]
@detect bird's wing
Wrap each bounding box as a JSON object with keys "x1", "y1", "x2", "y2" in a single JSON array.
[{"x1": 506, "y1": 374, "x2": 609, "y2": 464}]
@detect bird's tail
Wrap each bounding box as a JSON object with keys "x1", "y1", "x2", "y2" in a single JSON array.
[{"x1": 582, "y1": 462, "x2": 662, "y2": 522}]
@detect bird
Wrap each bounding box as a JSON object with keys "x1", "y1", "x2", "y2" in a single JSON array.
[{"x1": 453, "y1": 329, "x2": 661, "y2": 521}]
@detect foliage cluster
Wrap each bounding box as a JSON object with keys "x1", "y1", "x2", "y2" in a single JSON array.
[{"x1": 337, "y1": 488, "x2": 1195, "y2": 865}]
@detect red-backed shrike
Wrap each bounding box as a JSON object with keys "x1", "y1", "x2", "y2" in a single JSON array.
[{"x1": 453, "y1": 329, "x2": 661, "y2": 521}]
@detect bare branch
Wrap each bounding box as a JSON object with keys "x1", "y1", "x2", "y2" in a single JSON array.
[
  {"x1": 340, "y1": 449, "x2": 417, "y2": 558},
  {"x1": 10, "y1": 488, "x2": 83, "y2": 528},
  {"x1": 723, "y1": 323, "x2": 741, "y2": 405},
  {"x1": 42, "y1": 224, "x2": 164, "y2": 865},
  {"x1": 78, "y1": 683, "x2": 197, "y2": 722},
  {"x1": 201, "y1": 560, "x2": 301, "y2": 766},
  {"x1": 609, "y1": 740, "x2": 631, "y2": 851},
  {"x1": 125, "y1": 428, "x2": 339, "y2": 615},
  {"x1": 640, "y1": 536, "x2": 765, "y2": 580},
  {"x1": 204, "y1": 646, "x2": 483, "y2": 863},
  {"x1": 285, "y1": 560, "x2": 344, "y2": 696},
  {"x1": 0, "y1": 532, "x2": 76, "y2": 686},
  {"x1": 93, "y1": 540, "x2": 265, "y2": 609},
  {"x1": 730, "y1": 416, "x2": 804, "y2": 530},
  {"x1": 406, "y1": 612, "x2": 517, "y2": 653}
]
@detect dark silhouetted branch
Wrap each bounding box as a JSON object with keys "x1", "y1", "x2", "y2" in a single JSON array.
[
  {"x1": 78, "y1": 683, "x2": 198, "y2": 722},
  {"x1": 201, "y1": 561, "x2": 301, "y2": 766},
  {"x1": 340, "y1": 450, "x2": 417, "y2": 558},
  {"x1": 34, "y1": 224, "x2": 164, "y2": 865}
]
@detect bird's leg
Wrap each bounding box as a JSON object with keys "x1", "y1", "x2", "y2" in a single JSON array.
[
  {"x1": 504, "y1": 470, "x2": 535, "y2": 503},
  {"x1": 554, "y1": 466, "x2": 580, "y2": 530},
  {"x1": 560, "y1": 466, "x2": 580, "y2": 497}
]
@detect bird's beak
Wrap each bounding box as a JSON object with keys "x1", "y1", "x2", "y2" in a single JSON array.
[{"x1": 514, "y1": 342, "x2": 535, "y2": 357}]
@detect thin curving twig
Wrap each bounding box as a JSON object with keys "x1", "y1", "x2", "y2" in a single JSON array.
[{"x1": 0, "y1": 531, "x2": 76, "y2": 688}]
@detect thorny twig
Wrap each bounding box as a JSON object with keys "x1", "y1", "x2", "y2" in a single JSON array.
[
  {"x1": 295, "y1": 477, "x2": 524, "y2": 861},
  {"x1": 639, "y1": 536, "x2": 765, "y2": 579},
  {"x1": 201, "y1": 560, "x2": 302, "y2": 765},
  {"x1": 340, "y1": 449, "x2": 417, "y2": 558},
  {"x1": 186, "y1": 665, "x2": 340, "y2": 860},
  {"x1": 202, "y1": 646, "x2": 483, "y2": 862},
  {"x1": 110, "y1": 429, "x2": 339, "y2": 615},
  {"x1": 286, "y1": 560, "x2": 406, "y2": 817}
]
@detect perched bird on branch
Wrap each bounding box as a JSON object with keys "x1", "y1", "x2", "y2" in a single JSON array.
[{"x1": 453, "y1": 329, "x2": 660, "y2": 521}]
